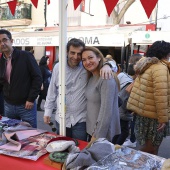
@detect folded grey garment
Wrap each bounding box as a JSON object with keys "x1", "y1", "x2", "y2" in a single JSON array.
[{"x1": 66, "y1": 138, "x2": 115, "y2": 170}]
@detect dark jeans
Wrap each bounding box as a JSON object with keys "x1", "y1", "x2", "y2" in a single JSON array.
[
  {"x1": 4, "y1": 101, "x2": 37, "y2": 128},
  {"x1": 0, "y1": 91, "x2": 4, "y2": 116},
  {"x1": 130, "y1": 115, "x2": 136, "y2": 143},
  {"x1": 56, "y1": 121, "x2": 87, "y2": 141},
  {"x1": 112, "y1": 119, "x2": 129, "y2": 145}
]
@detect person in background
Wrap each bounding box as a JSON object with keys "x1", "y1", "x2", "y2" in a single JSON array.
[
  {"x1": 29, "y1": 48, "x2": 34, "y2": 54},
  {"x1": 81, "y1": 46, "x2": 121, "y2": 143},
  {"x1": 44, "y1": 38, "x2": 114, "y2": 141},
  {"x1": 112, "y1": 54, "x2": 142, "y2": 146},
  {"x1": 127, "y1": 41, "x2": 170, "y2": 155},
  {"x1": 0, "y1": 29, "x2": 42, "y2": 128},
  {"x1": 105, "y1": 54, "x2": 118, "y2": 73},
  {"x1": 37, "y1": 56, "x2": 51, "y2": 111},
  {"x1": 112, "y1": 71, "x2": 133, "y2": 145},
  {"x1": 122, "y1": 53, "x2": 142, "y2": 147}
]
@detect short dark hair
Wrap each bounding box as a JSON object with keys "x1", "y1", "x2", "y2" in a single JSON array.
[
  {"x1": 0, "y1": 29, "x2": 12, "y2": 39},
  {"x1": 146, "y1": 40, "x2": 170, "y2": 60},
  {"x1": 67, "y1": 38, "x2": 85, "y2": 52},
  {"x1": 129, "y1": 53, "x2": 142, "y2": 64},
  {"x1": 127, "y1": 64, "x2": 135, "y2": 76}
]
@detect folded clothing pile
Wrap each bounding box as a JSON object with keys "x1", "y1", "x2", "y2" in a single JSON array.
[{"x1": 46, "y1": 136, "x2": 79, "y2": 163}]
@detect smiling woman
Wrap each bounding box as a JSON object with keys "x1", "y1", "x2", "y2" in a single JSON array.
[{"x1": 81, "y1": 46, "x2": 121, "y2": 143}]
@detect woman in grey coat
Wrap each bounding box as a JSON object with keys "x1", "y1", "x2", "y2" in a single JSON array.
[{"x1": 81, "y1": 46, "x2": 121, "y2": 143}]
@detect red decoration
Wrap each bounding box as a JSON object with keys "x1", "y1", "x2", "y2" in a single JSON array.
[
  {"x1": 103, "y1": 0, "x2": 118, "y2": 16},
  {"x1": 31, "y1": 0, "x2": 39, "y2": 8},
  {"x1": 48, "y1": 0, "x2": 50, "y2": 5},
  {"x1": 140, "y1": 0, "x2": 158, "y2": 18},
  {"x1": 7, "y1": 0, "x2": 17, "y2": 16},
  {"x1": 73, "y1": 0, "x2": 83, "y2": 10}
]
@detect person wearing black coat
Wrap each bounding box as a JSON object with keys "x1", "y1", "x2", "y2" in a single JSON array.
[
  {"x1": 37, "y1": 56, "x2": 51, "y2": 111},
  {"x1": 0, "y1": 29, "x2": 42, "y2": 128}
]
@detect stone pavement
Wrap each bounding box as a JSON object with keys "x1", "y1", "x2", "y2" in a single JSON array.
[{"x1": 37, "y1": 101, "x2": 170, "y2": 159}]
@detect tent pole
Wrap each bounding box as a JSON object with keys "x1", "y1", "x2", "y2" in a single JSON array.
[
  {"x1": 59, "y1": 0, "x2": 67, "y2": 136},
  {"x1": 121, "y1": 46, "x2": 125, "y2": 72}
]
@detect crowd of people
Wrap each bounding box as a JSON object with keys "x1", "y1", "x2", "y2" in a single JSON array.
[{"x1": 0, "y1": 28, "x2": 170, "y2": 156}]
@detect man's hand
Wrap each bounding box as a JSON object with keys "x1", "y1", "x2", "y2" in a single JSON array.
[
  {"x1": 44, "y1": 116, "x2": 51, "y2": 124},
  {"x1": 157, "y1": 123, "x2": 166, "y2": 132},
  {"x1": 25, "y1": 101, "x2": 34, "y2": 110},
  {"x1": 100, "y1": 65, "x2": 113, "y2": 79}
]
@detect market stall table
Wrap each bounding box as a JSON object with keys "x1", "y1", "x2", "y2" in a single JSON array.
[{"x1": 0, "y1": 139, "x2": 88, "y2": 170}]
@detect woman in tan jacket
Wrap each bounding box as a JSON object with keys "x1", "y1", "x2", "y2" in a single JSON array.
[{"x1": 127, "y1": 40, "x2": 170, "y2": 155}]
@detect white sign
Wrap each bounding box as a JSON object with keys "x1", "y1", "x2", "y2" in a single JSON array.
[
  {"x1": 13, "y1": 36, "x2": 59, "y2": 46},
  {"x1": 68, "y1": 34, "x2": 125, "y2": 47},
  {"x1": 132, "y1": 31, "x2": 170, "y2": 44},
  {"x1": 12, "y1": 33, "x2": 125, "y2": 47}
]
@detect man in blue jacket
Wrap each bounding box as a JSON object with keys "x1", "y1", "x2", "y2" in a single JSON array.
[{"x1": 0, "y1": 29, "x2": 42, "y2": 128}]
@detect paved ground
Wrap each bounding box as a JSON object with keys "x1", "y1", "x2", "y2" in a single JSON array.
[{"x1": 37, "y1": 101, "x2": 170, "y2": 159}]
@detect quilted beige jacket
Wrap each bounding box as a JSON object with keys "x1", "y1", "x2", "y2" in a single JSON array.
[{"x1": 127, "y1": 57, "x2": 170, "y2": 123}]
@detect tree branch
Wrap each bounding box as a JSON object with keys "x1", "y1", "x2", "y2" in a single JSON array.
[
  {"x1": 111, "y1": 0, "x2": 136, "y2": 25},
  {"x1": 117, "y1": 0, "x2": 135, "y2": 23}
]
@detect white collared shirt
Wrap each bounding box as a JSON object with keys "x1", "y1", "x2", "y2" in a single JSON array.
[{"x1": 44, "y1": 62, "x2": 87, "y2": 127}]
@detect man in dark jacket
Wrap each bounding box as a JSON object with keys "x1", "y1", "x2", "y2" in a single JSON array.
[{"x1": 0, "y1": 29, "x2": 42, "y2": 128}]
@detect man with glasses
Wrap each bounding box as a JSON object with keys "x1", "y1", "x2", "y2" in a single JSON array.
[{"x1": 0, "y1": 29, "x2": 42, "y2": 128}]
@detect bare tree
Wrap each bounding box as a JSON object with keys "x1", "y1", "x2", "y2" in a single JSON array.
[{"x1": 111, "y1": 0, "x2": 135, "y2": 25}]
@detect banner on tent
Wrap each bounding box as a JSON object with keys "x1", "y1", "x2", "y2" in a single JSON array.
[{"x1": 13, "y1": 34, "x2": 125, "y2": 47}]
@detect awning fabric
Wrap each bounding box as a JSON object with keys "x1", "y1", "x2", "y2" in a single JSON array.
[{"x1": 6, "y1": 0, "x2": 158, "y2": 19}]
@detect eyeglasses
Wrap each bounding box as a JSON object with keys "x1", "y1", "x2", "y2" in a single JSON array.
[{"x1": 0, "y1": 38, "x2": 10, "y2": 44}]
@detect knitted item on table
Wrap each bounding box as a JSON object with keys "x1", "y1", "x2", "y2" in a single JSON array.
[{"x1": 49, "y1": 151, "x2": 68, "y2": 163}]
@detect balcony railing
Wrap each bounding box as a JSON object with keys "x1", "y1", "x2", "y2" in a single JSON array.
[{"x1": 0, "y1": 3, "x2": 31, "y2": 20}]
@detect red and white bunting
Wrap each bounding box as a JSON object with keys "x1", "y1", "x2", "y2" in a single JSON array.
[
  {"x1": 7, "y1": 0, "x2": 17, "y2": 16},
  {"x1": 6, "y1": 0, "x2": 158, "y2": 18},
  {"x1": 73, "y1": 0, "x2": 83, "y2": 10},
  {"x1": 30, "y1": 0, "x2": 39, "y2": 8},
  {"x1": 140, "y1": 0, "x2": 158, "y2": 18},
  {"x1": 103, "y1": 0, "x2": 118, "y2": 17}
]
